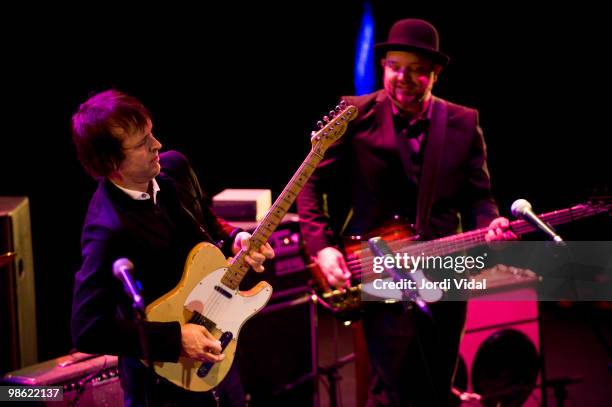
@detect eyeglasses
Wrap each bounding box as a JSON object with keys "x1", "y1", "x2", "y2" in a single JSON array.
[
  {"x1": 122, "y1": 132, "x2": 156, "y2": 151},
  {"x1": 383, "y1": 61, "x2": 434, "y2": 77}
]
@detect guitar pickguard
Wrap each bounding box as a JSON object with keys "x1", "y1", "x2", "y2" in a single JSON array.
[{"x1": 184, "y1": 267, "x2": 272, "y2": 337}]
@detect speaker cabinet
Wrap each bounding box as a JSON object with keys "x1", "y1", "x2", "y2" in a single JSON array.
[
  {"x1": 1, "y1": 197, "x2": 37, "y2": 375},
  {"x1": 1, "y1": 352, "x2": 123, "y2": 406},
  {"x1": 239, "y1": 215, "x2": 310, "y2": 294},
  {"x1": 238, "y1": 292, "x2": 318, "y2": 407},
  {"x1": 457, "y1": 279, "x2": 541, "y2": 407},
  {"x1": 234, "y1": 216, "x2": 318, "y2": 405}
]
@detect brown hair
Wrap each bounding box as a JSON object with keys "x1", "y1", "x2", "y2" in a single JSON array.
[{"x1": 71, "y1": 89, "x2": 151, "y2": 178}]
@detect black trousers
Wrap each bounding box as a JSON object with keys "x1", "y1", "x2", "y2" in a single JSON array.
[
  {"x1": 120, "y1": 357, "x2": 245, "y2": 407},
  {"x1": 362, "y1": 301, "x2": 467, "y2": 407}
]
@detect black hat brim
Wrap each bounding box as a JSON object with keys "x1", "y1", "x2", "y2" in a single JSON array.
[{"x1": 375, "y1": 43, "x2": 450, "y2": 66}]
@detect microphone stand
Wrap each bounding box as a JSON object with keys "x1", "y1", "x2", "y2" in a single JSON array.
[
  {"x1": 539, "y1": 376, "x2": 583, "y2": 407},
  {"x1": 133, "y1": 299, "x2": 155, "y2": 407},
  {"x1": 113, "y1": 259, "x2": 156, "y2": 406},
  {"x1": 318, "y1": 353, "x2": 355, "y2": 407},
  {"x1": 272, "y1": 351, "x2": 355, "y2": 407}
]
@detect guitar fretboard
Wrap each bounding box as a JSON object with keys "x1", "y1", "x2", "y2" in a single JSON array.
[
  {"x1": 220, "y1": 104, "x2": 358, "y2": 290},
  {"x1": 410, "y1": 204, "x2": 602, "y2": 256},
  {"x1": 220, "y1": 150, "x2": 324, "y2": 289},
  {"x1": 347, "y1": 203, "x2": 608, "y2": 274}
]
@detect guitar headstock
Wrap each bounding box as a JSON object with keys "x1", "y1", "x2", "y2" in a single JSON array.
[
  {"x1": 310, "y1": 100, "x2": 358, "y2": 153},
  {"x1": 587, "y1": 195, "x2": 612, "y2": 214}
]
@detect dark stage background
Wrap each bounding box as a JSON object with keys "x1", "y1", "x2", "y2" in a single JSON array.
[{"x1": 1, "y1": 3, "x2": 610, "y2": 366}]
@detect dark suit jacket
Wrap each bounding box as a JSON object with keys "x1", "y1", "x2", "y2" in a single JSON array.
[
  {"x1": 70, "y1": 151, "x2": 239, "y2": 396},
  {"x1": 297, "y1": 90, "x2": 499, "y2": 254}
]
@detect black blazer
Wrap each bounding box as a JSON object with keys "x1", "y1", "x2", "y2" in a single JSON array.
[
  {"x1": 297, "y1": 90, "x2": 499, "y2": 254},
  {"x1": 71, "y1": 150, "x2": 239, "y2": 362}
]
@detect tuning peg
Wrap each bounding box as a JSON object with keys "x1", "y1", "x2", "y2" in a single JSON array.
[
  {"x1": 323, "y1": 116, "x2": 330, "y2": 123},
  {"x1": 316, "y1": 121, "x2": 324, "y2": 129},
  {"x1": 340, "y1": 100, "x2": 347, "y2": 108},
  {"x1": 335, "y1": 105, "x2": 342, "y2": 113},
  {"x1": 329, "y1": 110, "x2": 336, "y2": 118}
]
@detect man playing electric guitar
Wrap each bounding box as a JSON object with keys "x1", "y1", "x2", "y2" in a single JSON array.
[{"x1": 70, "y1": 89, "x2": 274, "y2": 407}]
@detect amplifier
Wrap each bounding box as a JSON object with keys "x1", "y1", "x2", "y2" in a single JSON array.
[
  {"x1": 239, "y1": 293, "x2": 318, "y2": 407},
  {"x1": 239, "y1": 215, "x2": 311, "y2": 298},
  {"x1": 1, "y1": 196, "x2": 37, "y2": 374},
  {"x1": 212, "y1": 189, "x2": 271, "y2": 222},
  {"x1": 2, "y1": 352, "x2": 123, "y2": 406}
]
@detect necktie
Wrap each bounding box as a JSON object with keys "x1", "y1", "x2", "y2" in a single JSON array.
[{"x1": 394, "y1": 117, "x2": 430, "y2": 184}]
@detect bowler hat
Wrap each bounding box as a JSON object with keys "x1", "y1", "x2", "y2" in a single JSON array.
[{"x1": 375, "y1": 19, "x2": 450, "y2": 66}]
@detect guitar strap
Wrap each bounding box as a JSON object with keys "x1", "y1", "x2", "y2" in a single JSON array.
[{"x1": 159, "y1": 170, "x2": 221, "y2": 249}]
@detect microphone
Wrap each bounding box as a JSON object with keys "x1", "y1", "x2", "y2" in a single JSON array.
[
  {"x1": 511, "y1": 199, "x2": 564, "y2": 243},
  {"x1": 112, "y1": 258, "x2": 144, "y2": 313}
]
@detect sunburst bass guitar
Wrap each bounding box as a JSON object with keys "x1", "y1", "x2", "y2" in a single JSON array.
[
  {"x1": 145, "y1": 102, "x2": 358, "y2": 391},
  {"x1": 314, "y1": 197, "x2": 611, "y2": 320}
]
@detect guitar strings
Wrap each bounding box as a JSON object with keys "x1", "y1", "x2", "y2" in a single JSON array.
[
  {"x1": 203, "y1": 290, "x2": 223, "y2": 324},
  {"x1": 201, "y1": 256, "x2": 247, "y2": 325},
  {"x1": 341, "y1": 206, "x2": 589, "y2": 282}
]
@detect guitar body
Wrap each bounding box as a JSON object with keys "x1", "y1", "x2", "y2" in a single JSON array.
[
  {"x1": 312, "y1": 199, "x2": 611, "y2": 319},
  {"x1": 342, "y1": 218, "x2": 418, "y2": 261},
  {"x1": 146, "y1": 242, "x2": 272, "y2": 391},
  {"x1": 311, "y1": 219, "x2": 421, "y2": 320},
  {"x1": 309, "y1": 218, "x2": 419, "y2": 290}
]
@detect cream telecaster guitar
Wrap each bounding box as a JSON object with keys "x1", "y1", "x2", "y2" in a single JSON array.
[{"x1": 145, "y1": 102, "x2": 358, "y2": 391}]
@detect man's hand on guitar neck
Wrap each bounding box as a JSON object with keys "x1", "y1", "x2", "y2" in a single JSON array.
[
  {"x1": 180, "y1": 323, "x2": 225, "y2": 363},
  {"x1": 485, "y1": 217, "x2": 518, "y2": 242},
  {"x1": 316, "y1": 247, "x2": 351, "y2": 289},
  {"x1": 231, "y1": 231, "x2": 275, "y2": 273}
]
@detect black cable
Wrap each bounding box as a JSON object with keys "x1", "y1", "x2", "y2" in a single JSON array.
[{"x1": 69, "y1": 356, "x2": 110, "y2": 407}]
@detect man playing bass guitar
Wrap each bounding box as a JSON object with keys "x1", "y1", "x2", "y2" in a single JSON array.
[{"x1": 297, "y1": 19, "x2": 515, "y2": 407}]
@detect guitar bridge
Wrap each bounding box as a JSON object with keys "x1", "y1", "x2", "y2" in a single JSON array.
[{"x1": 190, "y1": 311, "x2": 217, "y2": 332}]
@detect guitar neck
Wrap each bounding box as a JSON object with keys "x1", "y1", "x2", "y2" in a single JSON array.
[
  {"x1": 220, "y1": 151, "x2": 322, "y2": 289},
  {"x1": 402, "y1": 204, "x2": 603, "y2": 257},
  {"x1": 250, "y1": 151, "x2": 322, "y2": 246},
  {"x1": 220, "y1": 103, "x2": 358, "y2": 290}
]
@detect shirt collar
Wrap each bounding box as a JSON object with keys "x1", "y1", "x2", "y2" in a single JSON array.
[
  {"x1": 392, "y1": 97, "x2": 433, "y2": 139},
  {"x1": 391, "y1": 95, "x2": 433, "y2": 125},
  {"x1": 111, "y1": 178, "x2": 160, "y2": 204}
]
